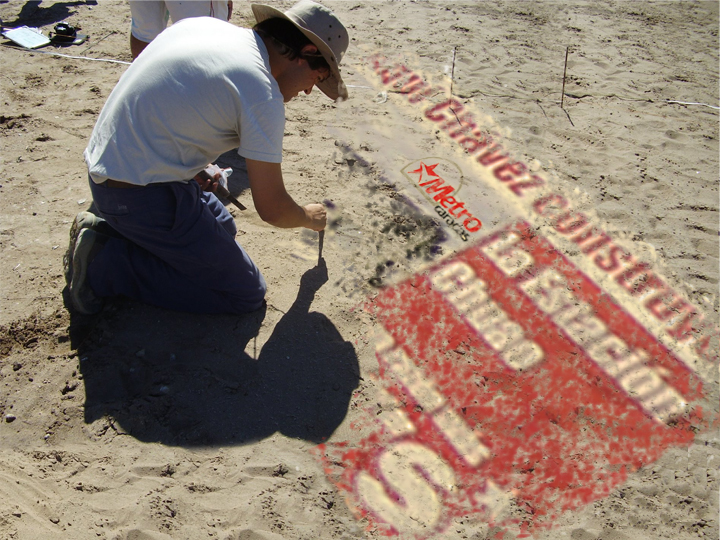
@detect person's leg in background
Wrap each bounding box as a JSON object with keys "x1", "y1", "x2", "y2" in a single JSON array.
[
  {"x1": 128, "y1": 0, "x2": 168, "y2": 59},
  {"x1": 165, "y1": 1, "x2": 230, "y2": 27},
  {"x1": 128, "y1": 1, "x2": 231, "y2": 60}
]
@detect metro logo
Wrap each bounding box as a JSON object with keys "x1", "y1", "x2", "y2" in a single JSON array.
[
  {"x1": 401, "y1": 158, "x2": 482, "y2": 241},
  {"x1": 315, "y1": 222, "x2": 706, "y2": 538}
]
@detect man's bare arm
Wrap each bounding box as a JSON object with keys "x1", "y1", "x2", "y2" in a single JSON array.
[{"x1": 246, "y1": 159, "x2": 326, "y2": 231}]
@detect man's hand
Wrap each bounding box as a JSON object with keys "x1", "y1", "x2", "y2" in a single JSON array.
[
  {"x1": 193, "y1": 168, "x2": 219, "y2": 192},
  {"x1": 193, "y1": 164, "x2": 229, "y2": 192},
  {"x1": 304, "y1": 203, "x2": 327, "y2": 231}
]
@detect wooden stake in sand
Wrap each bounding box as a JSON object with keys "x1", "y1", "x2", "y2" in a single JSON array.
[
  {"x1": 449, "y1": 46, "x2": 462, "y2": 125},
  {"x1": 560, "y1": 46, "x2": 575, "y2": 126},
  {"x1": 318, "y1": 230, "x2": 325, "y2": 265},
  {"x1": 450, "y1": 46, "x2": 457, "y2": 97},
  {"x1": 561, "y1": 46, "x2": 569, "y2": 109}
]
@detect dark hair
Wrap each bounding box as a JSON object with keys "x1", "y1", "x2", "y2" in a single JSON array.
[{"x1": 253, "y1": 18, "x2": 330, "y2": 72}]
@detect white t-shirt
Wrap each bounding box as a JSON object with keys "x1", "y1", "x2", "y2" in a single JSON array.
[{"x1": 85, "y1": 18, "x2": 285, "y2": 186}]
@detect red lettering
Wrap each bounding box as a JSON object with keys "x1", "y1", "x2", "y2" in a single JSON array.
[
  {"x1": 508, "y1": 175, "x2": 545, "y2": 197},
  {"x1": 449, "y1": 201, "x2": 467, "y2": 218},
  {"x1": 398, "y1": 74, "x2": 422, "y2": 92},
  {"x1": 476, "y1": 146, "x2": 507, "y2": 167},
  {"x1": 634, "y1": 272, "x2": 665, "y2": 300},
  {"x1": 369, "y1": 54, "x2": 386, "y2": 71},
  {"x1": 581, "y1": 234, "x2": 612, "y2": 255},
  {"x1": 593, "y1": 245, "x2": 632, "y2": 273},
  {"x1": 615, "y1": 263, "x2": 652, "y2": 295},
  {"x1": 554, "y1": 212, "x2": 590, "y2": 235},
  {"x1": 449, "y1": 124, "x2": 476, "y2": 139},
  {"x1": 551, "y1": 211, "x2": 573, "y2": 228},
  {"x1": 693, "y1": 329, "x2": 719, "y2": 364},
  {"x1": 425, "y1": 99, "x2": 463, "y2": 122},
  {"x1": 380, "y1": 64, "x2": 410, "y2": 85},
  {"x1": 419, "y1": 177, "x2": 443, "y2": 188},
  {"x1": 458, "y1": 137, "x2": 481, "y2": 153},
  {"x1": 447, "y1": 114, "x2": 477, "y2": 138},
  {"x1": 667, "y1": 310, "x2": 700, "y2": 343},
  {"x1": 532, "y1": 194, "x2": 568, "y2": 218},
  {"x1": 408, "y1": 86, "x2": 436, "y2": 104},
  {"x1": 646, "y1": 291, "x2": 688, "y2": 322},
  {"x1": 460, "y1": 134, "x2": 491, "y2": 154},
  {"x1": 438, "y1": 195, "x2": 458, "y2": 210},
  {"x1": 463, "y1": 217, "x2": 483, "y2": 232},
  {"x1": 402, "y1": 81, "x2": 426, "y2": 96},
  {"x1": 431, "y1": 186, "x2": 455, "y2": 201},
  {"x1": 493, "y1": 162, "x2": 527, "y2": 183},
  {"x1": 440, "y1": 117, "x2": 459, "y2": 132},
  {"x1": 420, "y1": 177, "x2": 456, "y2": 201},
  {"x1": 571, "y1": 226, "x2": 608, "y2": 250}
]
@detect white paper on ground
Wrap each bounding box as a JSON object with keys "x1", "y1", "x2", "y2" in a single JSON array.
[{"x1": 3, "y1": 26, "x2": 51, "y2": 49}]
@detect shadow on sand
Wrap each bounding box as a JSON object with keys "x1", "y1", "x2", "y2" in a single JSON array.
[
  {"x1": 68, "y1": 261, "x2": 359, "y2": 447},
  {"x1": 2, "y1": 1, "x2": 97, "y2": 28}
]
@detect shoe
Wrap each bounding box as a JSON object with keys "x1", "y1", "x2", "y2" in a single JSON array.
[
  {"x1": 63, "y1": 212, "x2": 113, "y2": 285},
  {"x1": 69, "y1": 228, "x2": 107, "y2": 315}
]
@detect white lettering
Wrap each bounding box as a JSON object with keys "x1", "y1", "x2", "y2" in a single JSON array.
[
  {"x1": 429, "y1": 261, "x2": 475, "y2": 293},
  {"x1": 481, "y1": 232, "x2": 534, "y2": 277},
  {"x1": 431, "y1": 407, "x2": 490, "y2": 467},
  {"x1": 384, "y1": 348, "x2": 446, "y2": 413},
  {"x1": 377, "y1": 339, "x2": 490, "y2": 470},
  {"x1": 430, "y1": 262, "x2": 544, "y2": 371},
  {"x1": 375, "y1": 327, "x2": 397, "y2": 354},
  {"x1": 356, "y1": 442, "x2": 455, "y2": 534},
  {"x1": 473, "y1": 479, "x2": 517, "y2": 522},
  {"x1": 379, "y1": 408, "x2": 417, "y2": 438},
  {"x1": 522, "y1": 268, "x2": 688, "y2": 423}
]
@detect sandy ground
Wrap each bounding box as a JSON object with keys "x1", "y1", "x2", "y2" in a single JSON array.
[{"x1": 0, "y1": 1, "x2": 718, "y2": 539}]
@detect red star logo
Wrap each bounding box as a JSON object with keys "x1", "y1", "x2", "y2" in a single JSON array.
[{"x1": 408, "y1": 161, "x2": 440, "y2": 183}]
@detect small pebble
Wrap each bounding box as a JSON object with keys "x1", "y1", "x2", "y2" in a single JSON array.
[
  {"x1": 136, "y1": 349, "x2": 146, "y2": 358},
  {"x1": 12, "y1": 362, "x2": 22, "y2": 371},
  {"x1": 4, "y1": 414, "x2": 16, "y2": 423},
  {"x1": 77, "y1": 199, "x2": 86, "y2": 205}
]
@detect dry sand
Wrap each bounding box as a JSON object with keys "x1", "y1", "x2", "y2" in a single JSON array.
[{"x1": 0, "y1": 1, "x2": 718, "y2": 539}]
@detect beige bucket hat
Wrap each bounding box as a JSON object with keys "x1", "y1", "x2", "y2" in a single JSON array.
[{"x1": 251, "y1": 0, "x2": 349, "y2": 100}]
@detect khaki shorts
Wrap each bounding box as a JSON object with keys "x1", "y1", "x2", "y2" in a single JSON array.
[{"x1": 129, "y1": 1, "x2": 229, "y2": 42}]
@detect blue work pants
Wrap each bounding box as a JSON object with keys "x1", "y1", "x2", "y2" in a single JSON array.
[{"x1": 87, "y1": 178, "x2": 266, "y2": 314}]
